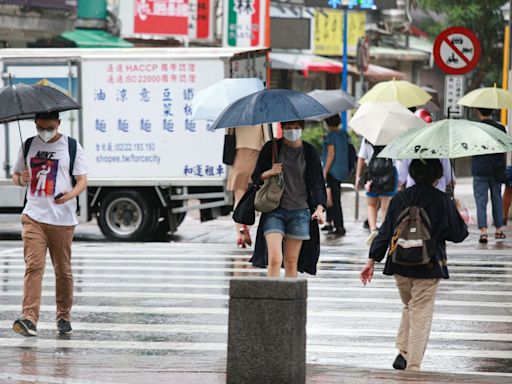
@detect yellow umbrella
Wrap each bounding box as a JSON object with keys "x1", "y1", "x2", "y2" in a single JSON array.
[
  {"x1": 358, "y1": 79, "x2": 431, "y2": 108},
  {"x1": 457, "y1": 84, "x2": 512, "y2": 109}
]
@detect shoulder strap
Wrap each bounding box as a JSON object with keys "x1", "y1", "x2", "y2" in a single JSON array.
[
  {"x1": 397, "y1": 191, "x2": 410, "y2": 207},
  {"x1": 67, "y1": 136, "x2": 80, "y2": 215},
  {"x1": 23, "y1": 136, "x2": 35, "y2": 163},
  {"x1": 67, "y1": 136, "x2": 77, "y2": 179}
]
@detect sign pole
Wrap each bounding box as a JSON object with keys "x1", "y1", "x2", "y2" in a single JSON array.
[{"x1": 341, "y1": 8, "x2": 348, "y2": 131}]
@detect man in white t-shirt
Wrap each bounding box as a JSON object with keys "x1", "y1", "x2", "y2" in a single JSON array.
[{"x1": 11, "y1": 111, "x2": 88, "y2": 337}]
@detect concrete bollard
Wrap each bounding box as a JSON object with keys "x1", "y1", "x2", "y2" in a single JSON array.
[{"x1": 226, "y1": 277, "x2": 307, "y2": 384}]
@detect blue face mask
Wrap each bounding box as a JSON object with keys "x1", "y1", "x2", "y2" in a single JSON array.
[{"x1": 283, "y1": 129, "x2": 302, "y2": 142}]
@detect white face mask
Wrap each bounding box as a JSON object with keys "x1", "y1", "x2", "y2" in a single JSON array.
[
  {"x1": 37, "y1": 129, "x2": 57, "y2": 143},
  {"x1": 283, "y1": 129, "x2": 302, "y2": 142}
]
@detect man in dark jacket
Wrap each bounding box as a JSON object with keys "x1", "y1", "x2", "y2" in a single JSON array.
[
  {"x1": 472, "y1": 108, "x2": 507, "y2": 243},
  {"x1": 360, "y1": 159, "x2": 468, "y2": 372}
]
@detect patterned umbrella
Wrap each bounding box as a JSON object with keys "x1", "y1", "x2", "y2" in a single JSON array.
[{"x1": 378, "y1": 119, "x2": 512, "y2": 159}]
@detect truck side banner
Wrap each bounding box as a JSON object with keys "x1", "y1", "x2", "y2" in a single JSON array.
[{"x1": 81, "y1": 59, "x2": 226, "y2": 179}]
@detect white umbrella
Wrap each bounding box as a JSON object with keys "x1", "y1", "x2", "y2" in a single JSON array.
[
  {"x1": 192, "y1": 78, "x2": 265, "y2": 121},
  {"x1": 349, "y1": 102, "x2": 425, "y2": 145}
]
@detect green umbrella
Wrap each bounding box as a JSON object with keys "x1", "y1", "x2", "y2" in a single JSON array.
[{"x1": 378, "y1": 119, "x2": 512, "y2": 159}]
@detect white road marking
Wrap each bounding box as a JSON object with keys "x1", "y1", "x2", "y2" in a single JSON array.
[
  {"x1": 0, "y1": 290, "x2": 511, "y2": 308},
  {"x1": 0, "y1": 338, "x2": 510, "y2": 360}
]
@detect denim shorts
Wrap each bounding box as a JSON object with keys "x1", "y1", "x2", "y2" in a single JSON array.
[
  {"x1": 506, "y1": 166, "x2": 512, "y2": 187},
  {"x1": 262, "y1": 207, "x2": 311, "y2": 240}
]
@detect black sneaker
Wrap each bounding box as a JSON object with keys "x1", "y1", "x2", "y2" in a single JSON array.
[
  {"x1": 363, "y1": 219, "x2": 370, "y2": 230},
  {"x1": 321, "y1": 225, "x2": 333, "y2": 232},
  {"x1": 327, "y1": 227, "x2": 346, "y2": 236},
  {"x1": 392, "y1": 354, "x2": 407, "y2": 370},
  {"x1": 57, "y1": 319, "x2": 72, "y2": 335},
  {"x1": 13, "y1": 318, "x2": 37, "y2": 337}
]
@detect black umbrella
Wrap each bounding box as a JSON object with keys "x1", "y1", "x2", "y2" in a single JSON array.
[
  {"x1": 210, "y1": 89, "x2": 330, "y2": 131},
  {"x1": 0, "y1": 82, "x2": 80, "y2": 124},
  {"x1": 0, "y1": 79, "x2": 80, "y2": 164}
]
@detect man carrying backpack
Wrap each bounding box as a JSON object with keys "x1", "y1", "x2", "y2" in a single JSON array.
[
  {"x1": 360, "y1": 159, "x2": 468, "y2": 372},
  {"x1": 11, "y1": 111, "x2": 88, "y2": 337},
  {"x1": 356, "y1": 138, "x2": 397, "y2": 245}
]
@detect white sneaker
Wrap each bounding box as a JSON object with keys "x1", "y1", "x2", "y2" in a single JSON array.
[{"x1": 366, "y1": 230, "x2": 378, "y2": 246}]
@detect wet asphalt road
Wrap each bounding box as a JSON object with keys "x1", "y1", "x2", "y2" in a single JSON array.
[{"x1": 0, "y1": 180, "x2": 511, "y2": 383}]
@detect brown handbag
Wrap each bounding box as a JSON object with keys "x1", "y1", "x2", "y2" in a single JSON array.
[{"x1": 254, "y1": 140, "x2": 284, "y2": 213}]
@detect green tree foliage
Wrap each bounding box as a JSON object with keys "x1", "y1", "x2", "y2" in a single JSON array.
[{"x1": 415, "y1": 0, "x2": 505, "y2": 89}]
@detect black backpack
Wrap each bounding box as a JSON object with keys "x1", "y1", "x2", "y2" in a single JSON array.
[
  {"x1": 363, "y1": 143, "x2": 396, "y2": 194},
  {"x1": 389, "y1": 193, "x2": 434, "y2": 266},
  {"x1": 23, "y1": 136, "x2": 80, "y2": 213}
]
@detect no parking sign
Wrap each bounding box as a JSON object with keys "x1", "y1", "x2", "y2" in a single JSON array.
[{"x1": 433, "y1": 27, "x2": 481, "y2": 75}]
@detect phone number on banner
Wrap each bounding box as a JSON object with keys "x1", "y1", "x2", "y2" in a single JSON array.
[{"x1": 95, "y1": 142, "x2": 157, "y2": 152}]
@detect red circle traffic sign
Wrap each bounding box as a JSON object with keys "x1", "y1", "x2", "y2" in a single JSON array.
[{"x1": 433, "y1": 27, "x2": 481, "y2": 75}]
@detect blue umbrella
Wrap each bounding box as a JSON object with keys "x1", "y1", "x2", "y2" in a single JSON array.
[{"x1": 210, "y1": 89, "x2": 331, "y2": 130}]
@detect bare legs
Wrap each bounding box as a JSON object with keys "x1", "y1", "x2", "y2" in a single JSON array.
[
  {"x1": 265, "y1": 233, "x2": 303, "y2": 278},
  {"x1": 367, "y1": 196, "x2": 391, "y2": 231}
]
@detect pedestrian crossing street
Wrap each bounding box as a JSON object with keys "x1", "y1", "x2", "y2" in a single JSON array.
[{"x1": 0, "y1": 241, "x2": 511, "y2": 378}]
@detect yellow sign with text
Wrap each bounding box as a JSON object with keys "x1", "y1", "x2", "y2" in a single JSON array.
[{"x1": 313, "y1": 10, "x2": 366, "y2": 57}]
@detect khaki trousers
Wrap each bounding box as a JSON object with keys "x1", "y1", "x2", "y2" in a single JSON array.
[
  {"x1": 394, "y1": 274, "x2": 440, "y2": 371},
  {"x1": 21, "y1": 214, "x2": 75, "y2": 325}
]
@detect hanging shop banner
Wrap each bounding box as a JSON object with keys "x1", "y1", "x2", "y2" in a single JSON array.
[
  {"x1": 223, "y1": 0, "x2": 268, "y2": 47},
  {"x1": 188, "y1": 0, "x2": 214, "y2": 40},
  {"x1": 119, "y1": 0, "x2": 189, "y2": 37},
  {"x1": 134, "y1": 0, "x2": 189, "y2": 36},
  {"x1": 313, "y1": 9, "x2": 366, "y2": 56}
]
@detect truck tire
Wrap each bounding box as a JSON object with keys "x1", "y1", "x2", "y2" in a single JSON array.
[{"x1": 98, "y1": 190, "x2": 156, "y2": 241}]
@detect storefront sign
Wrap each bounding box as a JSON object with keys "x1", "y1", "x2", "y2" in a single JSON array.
[
  {"x1": 223, "y1": 0, "x2": 268, "y2": 47},
  {"x1": 119, "y1": 0, "x2": 190, "y2": 38},
  {"x1": 313, "y1": 10, "x2": 365, "y2": 56},
  {"x1": 188, "y1": 0, "x2": 214, "y2": 40}
]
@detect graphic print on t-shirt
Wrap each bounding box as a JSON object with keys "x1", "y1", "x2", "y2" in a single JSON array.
[{"x1": 30, "y1": 153, "x2": 59, "y2": 197}]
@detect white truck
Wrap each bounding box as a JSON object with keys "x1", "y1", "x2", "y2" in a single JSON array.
[{"x1": 0, "y1": 47, "x2": 268, "y2": 241}]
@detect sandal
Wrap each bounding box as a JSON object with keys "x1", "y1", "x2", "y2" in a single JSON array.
[
  {"x1": 495, "y1": 231, "x2": 507, "y2": 240},
  {"x1": 478, "y1": 234, "x2": 488, "y2": 244},
  {"x1": 237, "y1": 237, "x2": 246, "y2": 249},
  {"x1": 242, "y1": 225, "x2": 252, "y2": 246}
]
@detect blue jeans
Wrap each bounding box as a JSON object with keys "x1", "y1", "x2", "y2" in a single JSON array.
[{"x1": 473, "y1": 176, "x2": 503, "y2": 229}]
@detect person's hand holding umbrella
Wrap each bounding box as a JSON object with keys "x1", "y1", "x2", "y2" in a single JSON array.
[{"x1": 17, "y1": 168, "x2": 30, "y2": 187}]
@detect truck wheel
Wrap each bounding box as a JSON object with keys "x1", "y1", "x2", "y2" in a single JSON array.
[{"x1": 98, "y1": 190, "x2": 156, "y2": 241}]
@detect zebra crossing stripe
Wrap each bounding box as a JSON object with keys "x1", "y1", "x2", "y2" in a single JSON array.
[
  {"x1": 0, "y1": 291, "x2": 510, "y2": 309},
  {"x1": 0, "y1": 272, "x2": 511, "y2": 287},
  {"x1": 0, "y1": 338, "x2": 509, "y2": 359},
  {"x1": 0, "y1": 305, "x2": 511, "y2": 322},
  {"x1": 0, "y1": 321, "x2": 510, "y2": 342},
  {"x1": 0, "y1": 265, "x2": 509, "y2": 279},
  {"x1": 0, "y1": 280, "x2": 511, "y2": 296},
  {"x1": 2, "y1": 258, "x2": 512, "y2": 272}
]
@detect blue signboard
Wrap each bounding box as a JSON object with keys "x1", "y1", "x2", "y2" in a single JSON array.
[{"x1": 328, "y1": 0, "x2": 375, "y2": 9}]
